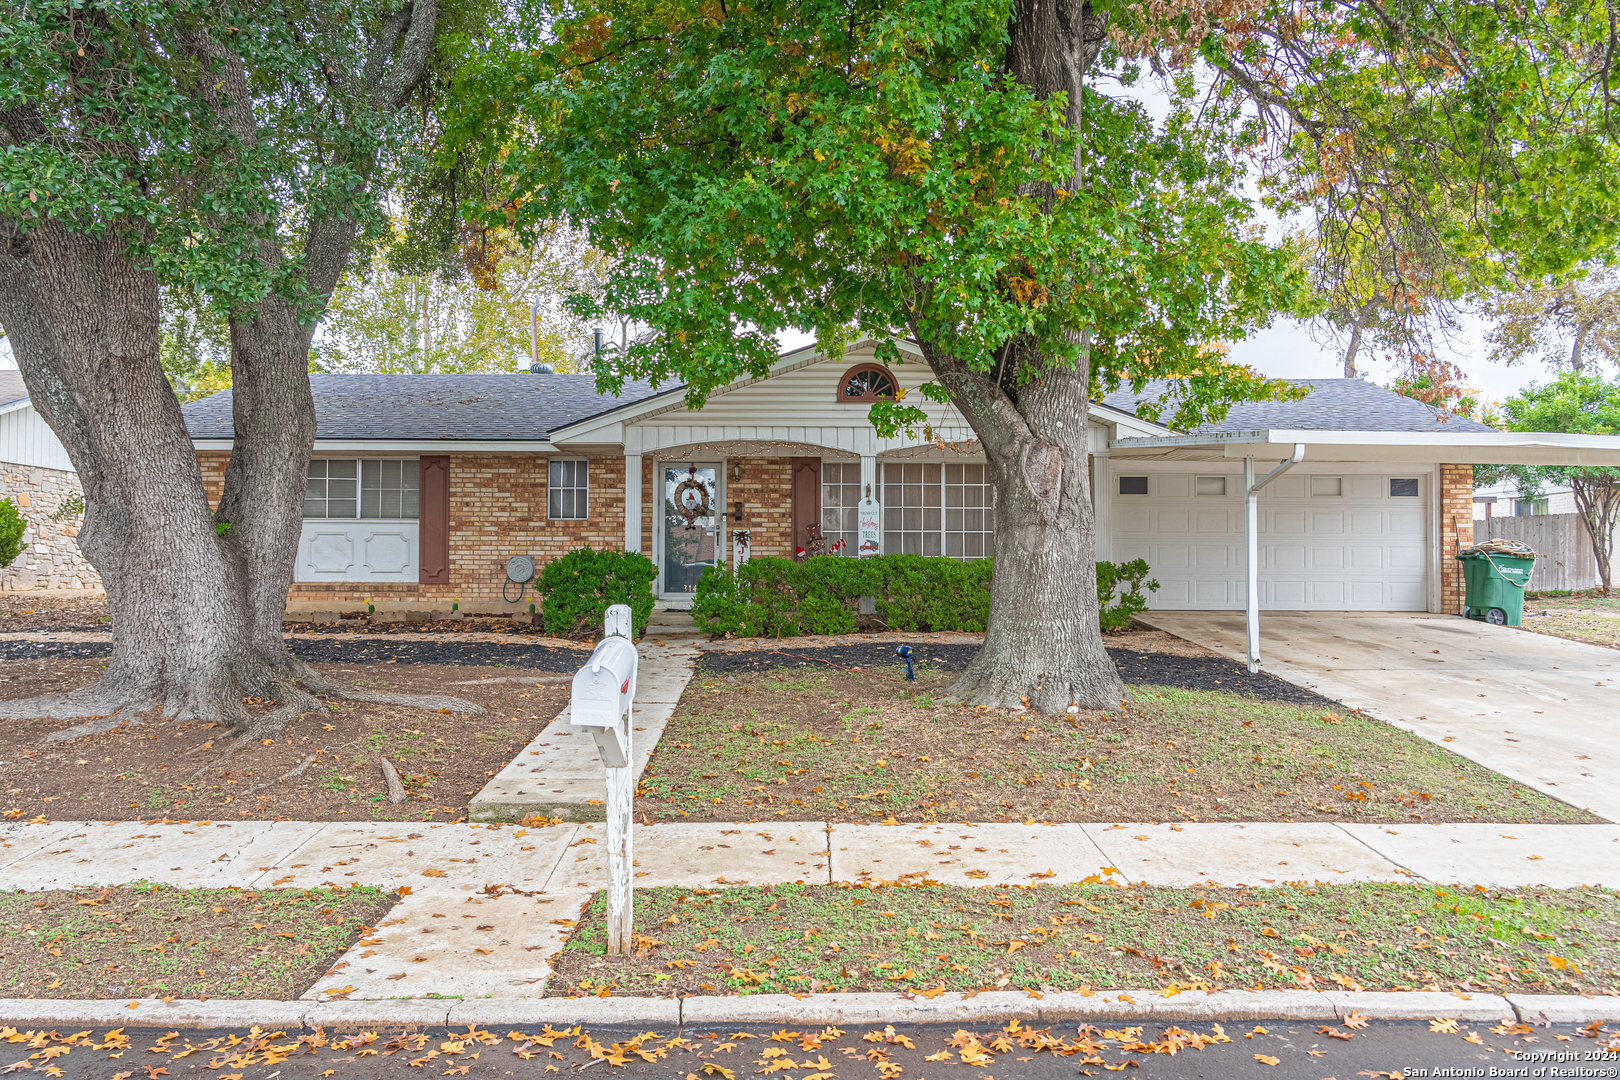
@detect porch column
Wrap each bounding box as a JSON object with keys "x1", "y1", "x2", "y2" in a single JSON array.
[
  {"x1": 1092, "y1": 451, "x2": 1111, "y2": 562},
  {"x1": 623, "y1": 452, "x2": 642, "y2": 554},
  {"x1": 860, "y1": 454, "x2": 878, "y2": 503}
]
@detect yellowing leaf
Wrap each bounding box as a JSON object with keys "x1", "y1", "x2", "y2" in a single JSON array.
[
  {"x1": 700, "y1": 1066, "x2": 734, "y2": 1080},
  {"x1": 965, "y1": 870, "x2": 989, "y2": 879},
  {"x1": 924, "y1": 1051, "x2": 953, "y2": 1062},
  {"x1": 1254, "y1": 1054, "x2": 1281, "y2": 1066},
  {"x1": 422, "y1": 869, "x2": 447, "y2": 878},
  {"x1": 1429, "y1": 1018, "x2": 1459, "y2": 1034}
]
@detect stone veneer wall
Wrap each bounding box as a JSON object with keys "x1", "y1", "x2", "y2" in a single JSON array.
[
  {"x1": 0, "y1": 462, "x2": 101, "y2": 591},
  {"x1": 197, "y1": 451, "x2": 629, "y2": 606},
  {"x1": 1439, "y1": 463, "x2": 1475, "y2": 616}
]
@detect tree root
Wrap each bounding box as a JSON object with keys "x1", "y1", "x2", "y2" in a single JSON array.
[
  {"x1": 379, "y1": 757, "x2": 407, "y2": 803},
  {"x1": 239, "y1": 752, "x2": 321, "y2": 799}
]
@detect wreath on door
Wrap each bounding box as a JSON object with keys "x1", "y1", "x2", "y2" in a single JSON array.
[{"x1": 672, "y1": 466, "x2": 712, "y2": 530}]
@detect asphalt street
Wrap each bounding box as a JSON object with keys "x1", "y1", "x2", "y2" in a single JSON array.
[{"x1": 9, "y1": 1018, "x2": 1615, "y2": 1080}]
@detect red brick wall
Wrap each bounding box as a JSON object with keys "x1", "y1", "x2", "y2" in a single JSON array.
[
  {"x1": 727, "y1": 457, "x2": 795, "y2": 558},
  {"x1": 198, "y1": 452, "x2": 230, "y2": 509},
  {"x1": 1439, "y1": 463, "x2": 1474, "y2": 615}
]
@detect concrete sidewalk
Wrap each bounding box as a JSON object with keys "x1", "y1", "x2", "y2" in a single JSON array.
[
  {"x1": 5, "y1": 817, "x2": 1618, "y2": 1000},
  {"x1": 1139, "y1": 612, "x2": 1620, "y2": 822}
]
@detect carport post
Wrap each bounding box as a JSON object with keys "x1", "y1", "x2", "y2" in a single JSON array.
[{"x1": 1244, "y1": 445, "x2": 1306, "y2": 674}]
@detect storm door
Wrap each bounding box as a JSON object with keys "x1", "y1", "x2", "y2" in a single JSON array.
[{"x1": 660, "y1": 463, "x2": 720, "y2": 598}]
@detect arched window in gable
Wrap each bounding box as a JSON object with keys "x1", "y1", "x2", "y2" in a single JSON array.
[{"x1": 837, "y1": 363, "x2": 899, "y2": 402}]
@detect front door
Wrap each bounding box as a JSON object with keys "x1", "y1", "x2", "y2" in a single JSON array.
[{"x1": 660, "y1": 463, "x2": 720, "y2": 598}]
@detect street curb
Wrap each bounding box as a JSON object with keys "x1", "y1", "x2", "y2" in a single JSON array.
[{"x1": 0, "y1": 990, "x2": 1614, "y2": 1029}]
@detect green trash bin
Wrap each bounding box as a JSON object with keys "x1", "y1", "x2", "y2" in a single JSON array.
[{"x1": 1456, "y1": 550, "x2": 1535, "y2": 626}]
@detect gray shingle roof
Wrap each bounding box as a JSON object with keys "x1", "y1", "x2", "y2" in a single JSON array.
[
  {"x1": 0, "y1": 370, "x2": 27, "y2": 409},
  {"x1": 1100, "y1": 378, "x2": 1496, "y2": 434},
  {"x1": 181, "y1": 373, "x2": 674, "y2": 441}
]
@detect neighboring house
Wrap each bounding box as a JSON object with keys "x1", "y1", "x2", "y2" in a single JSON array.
[
  {"x1": 0, "y1": 370, "x2": 100, "y2": 591},
  {"x1": 1473, "y1": 478, "x2": 1575, "y2": 521},
  {"x1": 180, "y1": 340, "x2": 1620, "y2": 617}
]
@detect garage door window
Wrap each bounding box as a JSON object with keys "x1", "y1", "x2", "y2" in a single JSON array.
[
  {"x1": 1390, "y1": 478, "x2": 1419, "y2": 497},
  {"x1": 1310, "y1": 476, "x2": 1343, "y2": 497},
  {"x1": 1194, "y1": 476, "x2": 1227, "y2": 496},
  {"x1": 1119, "y1": 476, "x2": 1149, "y2": 495}
]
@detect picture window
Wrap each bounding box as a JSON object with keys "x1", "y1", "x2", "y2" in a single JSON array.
[{"x1": 305, "y1": 459, "x2": 418, "y2": 520}]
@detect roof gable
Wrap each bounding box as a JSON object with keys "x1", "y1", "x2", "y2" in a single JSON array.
[{"x1": 0, "y1": 371, "x2": 27, "y2": 410}]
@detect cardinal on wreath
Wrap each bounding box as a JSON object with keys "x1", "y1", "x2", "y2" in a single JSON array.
[{"x1": 672, "y1": 466, "x2": 712, "y2": 531}]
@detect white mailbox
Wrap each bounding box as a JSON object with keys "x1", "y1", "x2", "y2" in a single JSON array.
[
  {"x1": 567, "y1": 602, "x2": 639, "y2": 956},
  {"x1": 570, "y1": 633, "x2": 638, "y2": 768}
]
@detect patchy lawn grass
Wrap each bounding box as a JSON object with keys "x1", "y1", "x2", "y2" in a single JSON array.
[
  {"x1": 550, "y1": 879, "x2": 1620, "y2": 998},
  {"x1": 637, "y1": 666, "x2": 1595, "y2": 824},
  {"x1": 1518, "y1": 593, "x2": 1620, "y2": 650},
  {"x1": 0, "y1": 883, "x2": 395, "y2": 999},
  {"x1": 0, "y1": 662, "x2": 568, "y2": 822}
]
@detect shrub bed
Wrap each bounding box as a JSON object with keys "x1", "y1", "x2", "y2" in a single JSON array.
[{"x1": 691, "y1": 555, "x2": 1158, "y2": 636}]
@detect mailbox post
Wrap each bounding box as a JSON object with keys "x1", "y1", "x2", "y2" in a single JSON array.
[{"x1": 568, "y1": 603, "x2": 639, "y2": 954}]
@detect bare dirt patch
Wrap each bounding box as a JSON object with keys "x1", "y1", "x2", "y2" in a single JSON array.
[
  {"x1": 0, "y1": 591, "x2": 108, "y2": 633},
  {"x1": 0, "y1": 883, "x2": 395, "y2": 1000},
  {"x1": 1517, "y1": 593, "x2": 1620, "y2": 650},
  {"x1": 638, "y1": 664, "x2": 1595, "y2": 824},
  {"x1": 0, "y1": 662, "x2": 567, "y2": 822}
]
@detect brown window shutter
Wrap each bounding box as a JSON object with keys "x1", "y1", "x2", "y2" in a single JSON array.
[
  {"x1": 790, "y1": 457, "x2": 822, "y2": 558},
  {"x1": 419, "y1": 455, "x2": 450, "y2": 584}
]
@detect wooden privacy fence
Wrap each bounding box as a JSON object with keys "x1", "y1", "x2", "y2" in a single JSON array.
[{"x1": 1480, "y1": 512, "x2": 1600, "y2": 593}]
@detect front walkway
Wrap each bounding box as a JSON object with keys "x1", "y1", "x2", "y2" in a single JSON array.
[{"x1": 1138, "y1": 611, "x2": 1620, "y2": 822}]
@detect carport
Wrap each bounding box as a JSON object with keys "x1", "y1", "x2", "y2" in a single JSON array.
[{"x1": 1107, "y1": 428, "x2": 1620, "y2": 674}]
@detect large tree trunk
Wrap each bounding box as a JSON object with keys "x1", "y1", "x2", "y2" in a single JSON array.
[
  {"x1": 901, "y1": 0, "x2": 1124, "y2": 712},
  {"x1": 922, "y1": 343, "x2": 1124, "y2": 711},
  {"x1": 0, "y1": 224, "x2": 305, "y2": 729}
]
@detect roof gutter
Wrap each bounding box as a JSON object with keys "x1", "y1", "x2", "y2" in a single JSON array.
[
  {"x1": 1109, "y1": 428, "x2": 1620, "y2": 466},
  {"x1": 190, "y1": 438, "x2": 558, "y2": 453}
]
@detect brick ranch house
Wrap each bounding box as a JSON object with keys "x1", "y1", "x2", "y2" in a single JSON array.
[{"x1": 177, "y1": 339, "x2": 1620, "y2": 619}]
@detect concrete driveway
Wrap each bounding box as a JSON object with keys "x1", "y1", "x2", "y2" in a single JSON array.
[{"x1": 1136, "y1": 611, "x2": 1620, "y2": 823}]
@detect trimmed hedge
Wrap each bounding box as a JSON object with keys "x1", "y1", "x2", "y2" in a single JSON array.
[
  {"x1": 692, "y1": 555, "x2": 1159, "y2": 636},
  {"x1": 692, "y1": 554, "x2": 992, "y2": 636},
  {"x1": 537, "y1": 547, "x2": 657, "y2": 638}
]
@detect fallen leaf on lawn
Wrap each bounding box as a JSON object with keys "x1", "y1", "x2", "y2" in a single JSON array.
[{"x1": 1254, "y1": 1055, "x2": 1280, "y2": 1066}]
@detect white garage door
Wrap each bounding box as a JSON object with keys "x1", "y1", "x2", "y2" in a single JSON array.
[{"x1": 1110, "y1": 471, "x2": 1428, "y2": 611}]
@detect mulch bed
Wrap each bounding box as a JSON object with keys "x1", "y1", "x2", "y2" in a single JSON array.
[
  {"x1": 695, "y1": 643, "x2": 1340, "y2": 706},
  {"x1": 0, "y1": 638, "x2": 589, "y2": 669},
  {"x1": 0, "y1": 593, "x2": 108, "y2": 634},
  {"x1": 551, "y1": 880, "x2": 1620, "y2": 998},
  {"x1": 0, "y1": 662, "x2": 568, "y2": 822},
  {"x1": 0, "y1": 884, "x2": 395, "y2": 1000}
]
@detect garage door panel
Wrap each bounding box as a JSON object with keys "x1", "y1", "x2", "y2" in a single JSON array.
[
  {"x1": 1158, "y1": 475, "x2": 1190, "y2": 497},
  {"x1": 1271, "y1": 545, "x2": 1306, "y2": 569},
  {"x1": 1156, "y1": 510, "x2": 1190, "y2": 532},
  {"x1": 1154, "y1": 546, "x2": 1190, "y2": 568},
  {"x1": 1389, "y1": 581, "x2": 1424, "y2": 605},
  {"x1": 1350, "y1": 476, "x2": 1382, "y2": 499},
  {"x1": 1119, "y1": 510, "x2": 1151, "y2": 532},
  {"x1": 1310, "y1": 580, "x2": 1346, "y2": 605},
  {"x1": 1311, "y1": 547, "x2": 1344, "y2": 569},
  {"x1": 1272, "y1": 476, "x2": 1306, "y2": 499},
  {"x1": 1195, "y1": 580, "x2": 1230, "y2": 604},
  {"x1": 1311, "y1": 511, "x2": 1344, "y2": 533},
  {"x1": 1157, "y1": 579, "x2": 1190, "y2": 603},
  {"x1": 1389, "y1": 545, "x2": 1423, "y2": 570},
  {"x1": 1390, "y1": 510, "x2": 1423, "y2": 534},
  {"x1": 1196, "y1": 546, "x2": 1230, "y2": 569},
  {"x1": 1350, "y1": 511, "x2": 1384, "y2": 534},
  {"x1": 1196, "y1": 511, "x2": 1230, "y2": 533},
  {"x1": 1272, "y1": 511, "x2": 1306, "y2": 533},
  {"x1": 1350, "y1": 581, "x2": 1383, "y2": 604},
  {"x1": 1350, "y1": 546, "x2": 1384, "y2": 568},
  {"x1": 1271, "y1": 580, "x2": 1306, "y2": 605}
]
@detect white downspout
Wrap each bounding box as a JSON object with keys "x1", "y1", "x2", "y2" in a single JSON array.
[{"x1": 1245, "y1": 444, "x2": 1306, "y2": 674}]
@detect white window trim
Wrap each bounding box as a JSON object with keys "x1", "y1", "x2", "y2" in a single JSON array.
[{"x1": 548, "y1": 458, "x2": 591, "y2": 520}]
